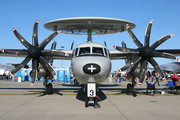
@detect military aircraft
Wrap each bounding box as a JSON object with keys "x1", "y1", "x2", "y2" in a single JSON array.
[
  {"x1": 1, "y1": 17, "x2": 180, "y2": 108},
  {"x1": 160, "y1": 61, "x2": 180, "y2": 74}
]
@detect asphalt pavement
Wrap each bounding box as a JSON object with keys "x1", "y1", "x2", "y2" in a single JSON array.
[{"x1": 0, "y1": 79, "x2": 180, "y2": 120}]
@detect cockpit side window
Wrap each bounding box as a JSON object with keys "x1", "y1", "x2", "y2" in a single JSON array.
[
  {"x1": 79, "y1": 47, "x2": 90, "y2": 56},
  {"x1": 92, "y1": 47, "x2": 104, "y2": 56},
  {"x1": 104, "y1": 48, "x2": 108, "y2": 56},
  {"x1": 74, "y1": 48, "x2": 78, "y2": 56}
]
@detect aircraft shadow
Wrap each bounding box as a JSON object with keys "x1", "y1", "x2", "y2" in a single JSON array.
[{"x1": 0, "y1": 84, "x2": 170, "y2": 98}]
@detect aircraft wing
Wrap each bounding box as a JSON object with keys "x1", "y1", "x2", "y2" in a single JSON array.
[
  {"x1": 0, "y1": 49, "x2": 73, "y2": 60},
  {"x1": 109, "y1": 49, "x2": 133, "y2": 60}
]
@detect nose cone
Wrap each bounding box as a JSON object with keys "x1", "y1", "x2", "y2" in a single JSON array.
[{"x1": 83, "y1": 63, "x2": 101, "y2": 74}]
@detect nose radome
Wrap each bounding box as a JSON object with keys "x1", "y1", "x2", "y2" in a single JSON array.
[{"x1": 83, "y1": 63, "x2": 101, "y2": 74}]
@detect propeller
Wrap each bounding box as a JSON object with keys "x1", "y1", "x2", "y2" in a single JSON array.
[
  {"x1": 113, "y1": 20, "x2": 176, "y2": 85},
  {"x1": 4, "y1": 19, "x2": 68, "y2": 86}
]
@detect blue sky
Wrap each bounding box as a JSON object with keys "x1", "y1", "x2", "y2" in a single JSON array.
[{"x1": 0, "y1": 0, "x2": 180, "y2": 71}]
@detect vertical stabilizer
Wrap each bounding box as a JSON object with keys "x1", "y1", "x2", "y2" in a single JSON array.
[
  {"x1": 49, "y1": 40, "x2": 57, "y2": 65},
  {"x1": 121, "y1": 41, "x2": 130, "y2": 64}
]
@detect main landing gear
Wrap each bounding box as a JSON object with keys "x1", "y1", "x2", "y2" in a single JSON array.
[
  {"x1": 127, "y1": 79, "x2": 136, "y2": 95},
  {"x1": 43, "y1": 80, "x2": 53, "y2": 94},
  {"x1": 85, "y1": 83, "x2": 100, "y2": 108}
]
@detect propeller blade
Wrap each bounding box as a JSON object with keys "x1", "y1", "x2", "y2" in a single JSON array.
[
  {"x1": 150, "y1": 34, "x2": 174, "y2": 50},
  {"x1": 113, "y1": 45, "x2": 139, "y2": 53},
  {"x1": 11, "y1": 56, "x2": 31, "y2": 74},
  {"x1": 126, "y1": 24, "x2": 143, "y2": 48},
  {"x1": 41, "y1": 50, "x2": 69, "y2": 56},
  {"x1": 39, "y1": 56, "x2": 56, "y2": 77},
  {"x1": 32, "y1": 19, "x2": 39, "y2": 46},
  {"x1": 121, "y1": 55, "x2": 142, "y2": 71},
  {"x1": 12, "y1": 27, "x2": 31, "y2": 49},
  {"x1": 139, "y1": 60, "x2": 147, "y2": 84},
  {"x1": 39, "y1": 31, "x2": 61, "y2": 50},
  {"x1": 1, "y1": 49, "x2": 28, "y2": 55},
  {"x1": 31, "y1": 59, "x2": 37, "y2": 84},
  {"x1": 148, "y1": 58, "x2": 164, "y2": 78},
  {"x1": 144, "y1": 20, "x2": 153, "y2": 47},
  {"x1": 153, "y1": 51, "x2": 177, "y2": 60}
]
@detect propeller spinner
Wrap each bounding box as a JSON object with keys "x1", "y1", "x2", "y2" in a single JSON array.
[
  {"x1": 5, "y1": 19, "x2": 67, "y2": 86},
  {"x1": 114, "y1": 20, "x2": 176, "y2": 85}
]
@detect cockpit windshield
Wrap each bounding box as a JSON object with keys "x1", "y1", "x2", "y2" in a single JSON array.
[
  {"x1": 92, "y1": 47, "x2": 104, "y2": 56},
  {"x1": 74, "y1": 46, "x2": 109, "y2": 57},
  {"x1": 79, "y1": 47, "x2": 90, "y2": 56}
]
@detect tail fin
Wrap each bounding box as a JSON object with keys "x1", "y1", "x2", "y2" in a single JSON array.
[
  {"x1": 49, "y1": 40, "x2": 57, "y2": 65},
  {"x1": 71, "y1": 40, "x2": 74, "y2": 50},
  {"x1": 121, "y1": 41, "x2": 130, "y2": 64},
  {"x1": 51, "y1": 40, "x2": 57, "y2": 50}
]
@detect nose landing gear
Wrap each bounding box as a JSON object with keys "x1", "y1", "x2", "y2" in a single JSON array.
[{"x1": 85, "y1": 83, "x2": 100, "y2": 108}]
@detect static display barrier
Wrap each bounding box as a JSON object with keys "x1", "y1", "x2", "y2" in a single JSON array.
[{"x1": 14, "y1": 68, "x2": 70, "y2": 83}]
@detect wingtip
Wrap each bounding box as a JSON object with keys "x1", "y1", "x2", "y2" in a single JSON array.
[{"x1": 113, "y1": 45, "x2": 116, "y2": 48}]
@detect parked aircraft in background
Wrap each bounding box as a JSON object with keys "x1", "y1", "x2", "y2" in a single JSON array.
[
  {"x1": 0, "y1": 17, "x2": 180, "y2": 108},
  {"x1": 0, "y1": 64, "x2": 14, "y2": 70},
  {"x1": 160, "y1": 61, "x2": 180, "y2": 74}
]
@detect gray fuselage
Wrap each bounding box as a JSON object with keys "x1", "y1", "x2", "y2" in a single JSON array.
[{"x1": 71, "y1": 43, "x2": 111, "y2": 84}]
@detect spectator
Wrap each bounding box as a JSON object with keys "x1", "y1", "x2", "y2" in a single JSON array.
[
  {"x1": 118, "y1": 73, "x2": 121, "y2": 83},
  {"x1": 154, "y1": 72, "x2": 160, "y2": 86},
  {"x1": 25, "y1": 71, "x2": 28, "y2": 81},
  {"x1": 172, "y1": 73, "x2": 178, "y2": 85},
  {"x1": 7, "y1": 73, "x2": 11, "y2": 82},
  {"x1": 114, "y1": 73, "x2": 118, "y2": 83},
  {"x1": 175, "y1": 78, "x2": 180, "y2": 94},
  {"x1": 70, "y1": 74, "x2": 74, "y2": 84}
]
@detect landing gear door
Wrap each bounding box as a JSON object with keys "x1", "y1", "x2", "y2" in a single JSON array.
[{"x1": 87, "y1": 83, "x2": 96, "y2": 97}]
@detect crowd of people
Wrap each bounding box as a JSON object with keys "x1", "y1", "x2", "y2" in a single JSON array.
[{"x1": 111, "y1": 71, "x2": 180, "y2": 87}]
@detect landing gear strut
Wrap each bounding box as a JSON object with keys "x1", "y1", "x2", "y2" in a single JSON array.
[{"x1": 85, "y1": 83, "x2": 100, "y2": 108}]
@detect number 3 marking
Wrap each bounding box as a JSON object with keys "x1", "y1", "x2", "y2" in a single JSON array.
[{"x1": 89, "y1": 90, "x2": 94, "y2": 96}]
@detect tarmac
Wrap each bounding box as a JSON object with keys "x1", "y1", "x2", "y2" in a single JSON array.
[{"x1": 0, "y1": 79, "x2": 180, "y2": 120}]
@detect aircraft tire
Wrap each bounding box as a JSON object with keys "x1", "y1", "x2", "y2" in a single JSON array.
[
  {"x1": 127, "y1": 83, "x2": 133, "y2": 95},
  {"x1": 46, "y1": 83, "x2": 53, "y2": 94},
  {"x1": 94, "y1": 97, "x2": 100, "y2": 108},
  {"x1": 85, "y1": 97, "x2": 89, "y2": 107}
]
